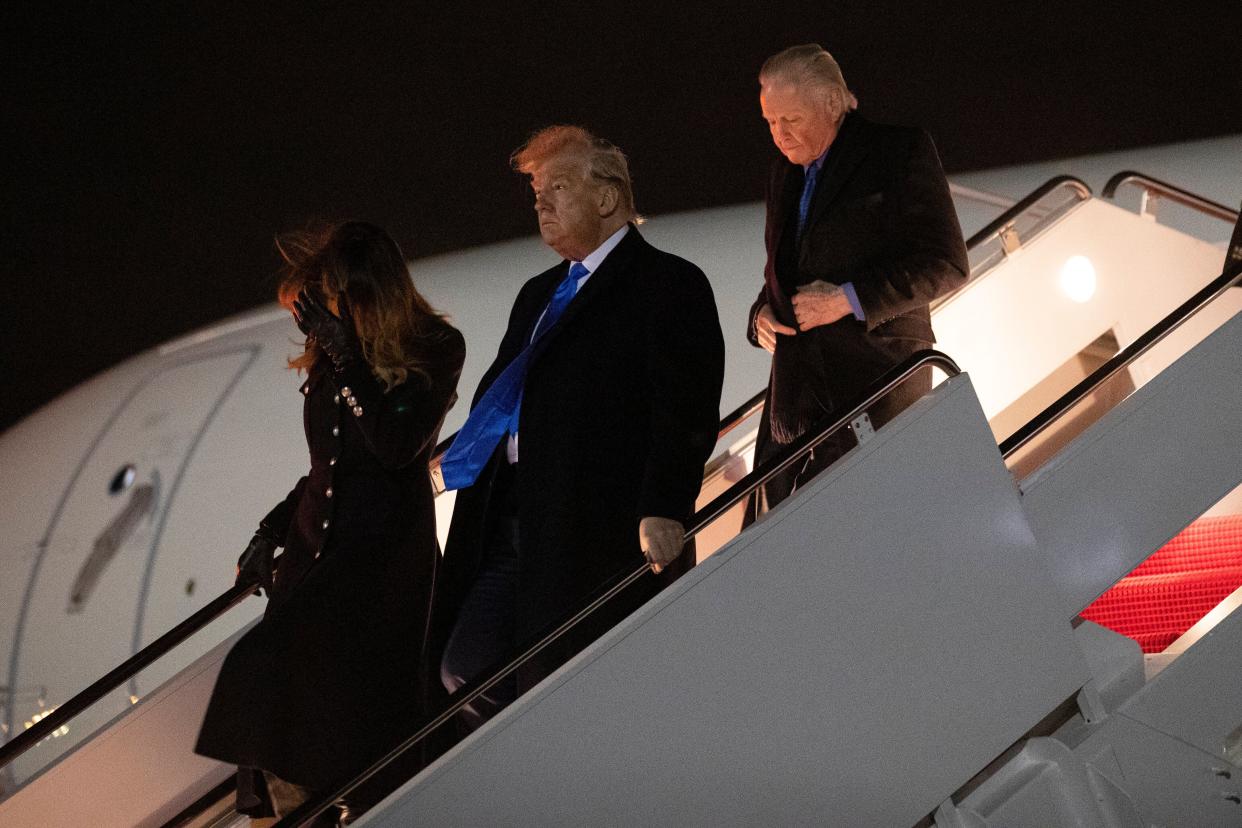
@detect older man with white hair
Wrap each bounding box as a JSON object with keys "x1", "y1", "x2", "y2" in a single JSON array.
[{"x1": 747, "y1": 43, "x2": 969, "y2": 517}]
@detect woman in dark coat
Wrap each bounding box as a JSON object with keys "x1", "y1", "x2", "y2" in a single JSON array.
[{"x1": 195, "y1": 221, "x2": 465, "y2": 824}]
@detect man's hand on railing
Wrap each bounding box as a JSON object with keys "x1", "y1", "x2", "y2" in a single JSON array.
[
  {"x1": 639, "y1": 516, "x2": 685, "y2": 575},
  {"x1": 236, "y1": 535, "x2": 277, "y2": 596}
]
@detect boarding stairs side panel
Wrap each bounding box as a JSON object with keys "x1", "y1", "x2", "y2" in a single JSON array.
[
  {"x1": 361, "y1": 375, "x2": 1092, "y2": 826},
  {"x1": 1019, "y1": 308, "x2": 1242, "y2": 621}
]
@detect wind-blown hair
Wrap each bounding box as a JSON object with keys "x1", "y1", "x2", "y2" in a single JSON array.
[
  {"x1": 759, "y1": 43, "x2": 859, "y2": 121},
  {"x1": 277, "y1": 221, "x2": 450, "y2": 391},
  {"x1": 511, "y1": 125, "x2": 642, "y2": 223}
]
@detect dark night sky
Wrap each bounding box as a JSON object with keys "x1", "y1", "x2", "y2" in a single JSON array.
[{"x1": 5, "y1": 2, "x2": 1241, "y2": 431}]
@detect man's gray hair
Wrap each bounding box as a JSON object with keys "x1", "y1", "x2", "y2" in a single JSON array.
[{"x1": 759, "y1": 43, "x2": 859, "y2": 120}]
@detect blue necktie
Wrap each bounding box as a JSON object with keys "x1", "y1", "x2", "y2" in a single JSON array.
[
  {"x1": 439, "y1": 262, "x2": 588, "y2": 490},
  {"x1": 796, "y1": 162, "x2": 819, "y2": 241}
]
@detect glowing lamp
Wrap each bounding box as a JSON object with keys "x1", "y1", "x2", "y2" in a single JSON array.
[{"x1": 1059, "y1": 255, "x2": 1097, "y2": 303}]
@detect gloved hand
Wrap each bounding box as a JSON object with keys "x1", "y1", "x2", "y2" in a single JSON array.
[
  {"x1": 236, "y1": 534, "x2": 278, "y2": 595},
  {"x1": 293, "y1": 288, "x2": 361, "y2": 370}
]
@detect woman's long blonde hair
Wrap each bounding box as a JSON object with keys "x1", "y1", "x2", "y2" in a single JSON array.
[{"x1": 277, "y1": 221, "x2": 449, "y2": 391}]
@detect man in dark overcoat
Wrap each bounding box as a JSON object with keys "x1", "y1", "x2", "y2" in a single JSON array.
[
  {"x1": 434, "y1": 125, "x2": 725, "y2": 727},
  {"x1": 747, "y1": 44, "x2": 969, "y2": 515}
]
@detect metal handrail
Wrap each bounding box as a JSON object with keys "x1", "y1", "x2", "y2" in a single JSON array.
[
  {"x1": 1103, "y1": 171, "x2": 1239, "y2": 224},
  {"x1": 964, "y1": 176, "x2": 1092, "y2": 252},
  {"x1": 1000, "y1": 262, "x2": 1242, "y2": 459},
  {"x1": 159, "y1": 775, "x2": 237, "y2": 828},
  {"x1": 949, "y1": 182, "x2": 1016, "y2": 210},
  {"x1": 276, "y1": 350, "x2": 961, "y2": 828},
  {"x1": 932, "y1": 176, "x2": 1093, "y2": 313},
  {"x1": 715, "y1": 389, "x2": 767, "y2": 443},
  {"x1": 0, "y1": 582, "x2": 255, "y2": 768}
]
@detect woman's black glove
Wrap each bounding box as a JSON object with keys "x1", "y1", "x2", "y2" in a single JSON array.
[
  {"x1": 292, "y1": 288, "x2": 361, "y2": 370},
  {"x1": 236, "y1": 534, "x2": 278, "y2": 595}
]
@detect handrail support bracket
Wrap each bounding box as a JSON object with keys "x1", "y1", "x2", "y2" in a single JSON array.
[
  {"x1": 998, "y1": 224, "x2": 1021, "y2": 256},
  {"x1": 850, "y1": 412, "x2": 875, "y2": 444},
  {"x1": 1138, "y1": 189, "x2": 1159, "y2": 221}
]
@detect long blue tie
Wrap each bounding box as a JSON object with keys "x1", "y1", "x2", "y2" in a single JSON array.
[
  {"x1": 439, "y1": 262, "x2": 587, "y2": 490},
  {"x1": 796, "y1": 162, "x2": 819, "y2": 242}
]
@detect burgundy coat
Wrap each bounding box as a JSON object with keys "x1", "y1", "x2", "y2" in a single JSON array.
[{"x1": 195, "y1": 320, "x2": 464, "y2": 791}]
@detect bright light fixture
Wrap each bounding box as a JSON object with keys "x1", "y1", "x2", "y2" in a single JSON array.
[{"x1": 1059, "y1": 255, "x2": 1097, "y2": 303}]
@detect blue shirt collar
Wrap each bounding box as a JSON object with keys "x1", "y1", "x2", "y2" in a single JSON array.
[{"x1": 802, "y1": 143, "x2": 831, "y2": 174}]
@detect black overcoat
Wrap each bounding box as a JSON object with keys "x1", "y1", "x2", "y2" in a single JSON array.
[
  {"x1": 747, "y1": 113, "x2": 968, "y2": 480},
  {"x1": 195, "y1": 321, "x2": 465, "y2": 792},
  {"x1": 432, "y1": 227, "x2": 725, "y2": 689}
]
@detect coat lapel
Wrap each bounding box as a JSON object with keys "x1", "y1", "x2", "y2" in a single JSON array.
[
  {"x1": 800, "y1": 113, "x2": 876, "y2": 243},
  {"x1": 771, "y1": 163, "x2": 804, "y2": 266},
  {"x1": 515, "y1": 267, "x2": 566, "y2": 347}
]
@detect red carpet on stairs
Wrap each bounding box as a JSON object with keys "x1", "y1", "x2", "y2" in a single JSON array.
[{"x1": 1080, "y1": 514, "x2": 1242, "y2": 653}]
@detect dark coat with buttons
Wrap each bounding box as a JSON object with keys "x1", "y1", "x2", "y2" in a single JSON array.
[
  {"x1": 195, "y1": 321, "x2": 465, "y2": 793},
  {"x1": 747, "y1": 113, "x2": 968, "y2": 497},
  {"x1": 432, "y1": 226, "x2": 725, "y2": 693}
]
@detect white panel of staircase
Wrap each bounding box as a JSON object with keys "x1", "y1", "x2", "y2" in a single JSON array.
[
  {"x1": 1117, "y1": 602, "x2": 1242, "y2": 761},
  {"x1": 0, "y1": 619, "x2": 253, "y2": 828},
  {"x1": 364, "y1": 376, "x2": 1088, "y2": 827},
  {"x1": 1019, "y1": 309, "x2": 1242, "y2": 617},
  {"x1": 933, "y1": 198, "x2": 1226, "y2": 421}
]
